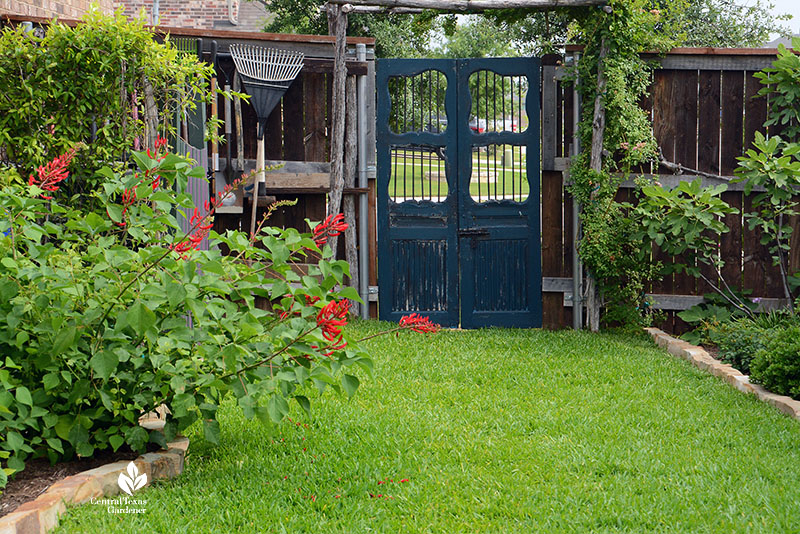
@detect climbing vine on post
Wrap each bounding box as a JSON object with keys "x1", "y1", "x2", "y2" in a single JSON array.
[{"x1": 568, "y1": 0, "x2": 684, "y2": 330}]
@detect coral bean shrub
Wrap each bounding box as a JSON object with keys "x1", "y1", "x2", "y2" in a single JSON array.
[
  {"x1": 0, "y1": 147, "x2": 439, "y2": 491},
  {"x1": 0, "y1": 11, "x2": 213, "y2": 204}
]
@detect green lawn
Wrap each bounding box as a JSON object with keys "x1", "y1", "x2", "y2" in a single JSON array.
[{"x1": 55, "y1": 323, "x2": 800, "y2": 533}]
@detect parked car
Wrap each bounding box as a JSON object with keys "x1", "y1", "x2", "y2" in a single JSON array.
[{"x1": 469, "y1": 118, "x2": 487, "y2": 134}]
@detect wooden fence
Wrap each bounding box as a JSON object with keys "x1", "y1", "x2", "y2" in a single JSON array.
[{"x1": 541, "y1": 48, "x2": 797, "y2": 333}]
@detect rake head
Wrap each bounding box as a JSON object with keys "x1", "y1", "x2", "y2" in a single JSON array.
[{"x1": 229, "y1": 45, "x2": 305, "y2": 138}]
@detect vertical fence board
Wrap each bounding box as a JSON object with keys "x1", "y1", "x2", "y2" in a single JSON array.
[
  {"x1": 744, "y1": 71, "x2": 783, "y2": 298},
  {"x1": 542, "y1": 170, "x2": 564, "y2": 328},
  {"x1": 283, "y1": 76, "x2": 306, "y2": 161},
  {"x1": 304, "y1": 73, "x2": 328, "y2": 161},
  {"x1": 673, "y1": 70, "x2": 699, "y2": 304},
  {"x1": 718, "y1": 71, "x2": 746, "y2": 296},
  {"x1": 697, "y1": 70, "x2": 722, "y2": 294},
  {"x1": 652, "y1": 70, "x2": 676, "y2": 301}
]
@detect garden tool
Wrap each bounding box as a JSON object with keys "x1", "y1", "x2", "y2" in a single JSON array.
[{"x1": 229, "y1": 44, "x2": 304, "y2": 236}]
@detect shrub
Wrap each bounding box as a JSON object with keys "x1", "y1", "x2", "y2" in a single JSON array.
[
  {"x1": 0, "y1": 10, "x2": 213, "y2": 203},
  {"x1": 750, "y1": 326, "x2": 800, "y2": 398},
  {"x1": 708, "y1": 320, "x2": 769, "y2": 375},
  {"x1": 0, "y1": 146, "x2": 437, "y2": 489}
]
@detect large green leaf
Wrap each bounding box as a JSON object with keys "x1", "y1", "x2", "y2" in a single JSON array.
[
  {"x1": 126, "y1": 301, "x2": 156, "y2": 337},
  {"x1": 203, "y1": 419, "x2": 221, "y2": 445},
  {"x1": 14, "y1": 386, "x2": 32, "y2": 406},
  {"x1": 267, "y1": 395, "x2": 289, "y2": 423},
  {"x1": 341, "y1": 374, "x2": 360, "y2": 398},
  {"x1": 89, "y1": 351, "x2": 119, "y2": 381}
]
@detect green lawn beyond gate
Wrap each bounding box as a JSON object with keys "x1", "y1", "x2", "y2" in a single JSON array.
[{"x1": 56, "y1": 323, "x2": 800, "y2": 533}]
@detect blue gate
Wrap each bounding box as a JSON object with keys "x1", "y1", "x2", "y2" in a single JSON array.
[{"x1": 377, "y1": 57, "x2": 542, "y2": 328}]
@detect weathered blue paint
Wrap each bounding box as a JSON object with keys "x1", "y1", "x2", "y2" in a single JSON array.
[
  {"x1": 457, "y1": 58, "x2": 542, "y2": 328},
  {"x1": 377, "y1": 57, "x2": 541, "y2": 328}
]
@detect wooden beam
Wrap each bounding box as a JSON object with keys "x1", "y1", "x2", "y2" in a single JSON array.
[{"x1": 326, "y1": 0, "x2": 607, "y2": 10}]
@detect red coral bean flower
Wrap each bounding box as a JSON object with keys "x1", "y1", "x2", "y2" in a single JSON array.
[
  {"x1": 312, "y1": 213, "x2": 348, "y2": 247},
  {"x1": 316, "y1": 300, "x2": 350, "y2": 342},
  {"x1": 399, "y1": 313, "x2": 440, "y2": 334},
  {"x1": 28, "y1": 146, "x2": 80, "y2": 199},
  {"x1": 171, "y1": 207, "x2": 213, "y2": 256}
]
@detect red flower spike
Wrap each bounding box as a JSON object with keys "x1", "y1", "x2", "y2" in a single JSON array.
[
  {"x1": 399, "y1": 313, "x2": 440, "y2": 334},
  {"x1": 316, "y1": 300, "x2": 350, "y2": 342},
  {"x1": 312, "y1": 213, "x2": 348, "y2": 247},
  {"x1": 28, "y1": 147, "x2": 79, "y2": 199}
]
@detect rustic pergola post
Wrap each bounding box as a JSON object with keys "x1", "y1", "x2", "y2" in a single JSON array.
[{"x1": 585, "y1": 36, "x2": 608, "y2": 332}]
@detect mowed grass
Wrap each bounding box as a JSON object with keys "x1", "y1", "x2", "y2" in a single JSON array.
[{"x1": 55, "y1": 323, "x2": 800, "y2": 533}]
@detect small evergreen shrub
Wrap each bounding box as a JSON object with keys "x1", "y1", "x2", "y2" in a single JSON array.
[{"x1": 750, "y1": 326, "x2": 800, "y2": 398}]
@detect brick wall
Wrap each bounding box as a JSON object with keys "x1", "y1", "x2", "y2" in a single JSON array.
[
  {"x1": 0, "y1": 0, "x2": 113, "y2": 18},
  {"x1": 113, "y1": 0, "x2": 241, "y2": 29}
]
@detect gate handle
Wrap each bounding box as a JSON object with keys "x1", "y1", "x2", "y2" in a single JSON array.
[{"x1": 458, "y1": 228, "x2": 490, "y2": 237}]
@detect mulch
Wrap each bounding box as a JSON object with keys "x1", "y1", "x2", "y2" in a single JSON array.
[{"x1": 0, "y1": 449, "x2": 141, "y2": 518}]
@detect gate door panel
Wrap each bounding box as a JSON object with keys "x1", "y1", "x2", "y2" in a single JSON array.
[
  {"x1": 377, "y1": 60, "x2": 460, "y2": 327},
  {"x1": 377, "y1": 57, "x2": 542, "y2": 328},
  {"x1": 457, "y1": 58, "x2": 542, "y2": 328}
]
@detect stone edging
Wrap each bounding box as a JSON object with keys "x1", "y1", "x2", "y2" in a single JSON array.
[
  {"x1": 0, "y1": 419, "x2": 187, "y2": 534},
  {"x1": 646, "y1": 327, "x2": 800, "y2": 421}
]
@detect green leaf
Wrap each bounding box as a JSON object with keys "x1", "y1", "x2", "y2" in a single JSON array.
[
  {"x1": 149, "y1": 431, "x2": 167, "y2": 450},
  {"x1": 337, "y1": 286, "x2": 363, "y2": 303},
  {"x1": 267, "y1": 395, "x2": 289, "y2": 423},
  {"x1": 76, "y1": 442, "x2": 94, "y2": 457},
  {"x1": 127, "y1": 301, "x2": 156, "y2": 337},
  {"x1": 67, "y1": 423, "x2": 89, "y2": 448},
  {"x1": 46, "y1": 437, "x2": 64, "y2": 454},
  {"x1": 341, "y1": 374, "x2": 360, "y2": 398},
  {"x1": 42, "y1": 372, "x2": 60, "y2": 391},
  {"x1": 89, "y1": 351, "x2": 119, "y2": 381},
  {"x1": 55, "y1": 416, "x2": 73, "y2": 440},
  {"x1": 294, "y1": 395, "x2": 311, "y2": 416},
  {"x1": 15, "y1": 386, "x2": 32, "y2": 406},
  {"x1": 203, "y1": 419, "x2": 221, "y2": 445},
  {"x1": 6, "y1": 431, "x2": 23, "y2": 451},
  {"x1": 126, "y1": 426, "x2": 149, "y2": 452},
  {"x1": 109, "y1": 435, "x2": 125, "y2": 452},
  {"x1": 106, "y1": 204, "x2": 123, "y2": 223},
  {"x1": 52, "y1": 326, "x2": 76, "y2": 356},
  {"x1": 163, "y1": 420, "x2": 178, "y2": 443}
]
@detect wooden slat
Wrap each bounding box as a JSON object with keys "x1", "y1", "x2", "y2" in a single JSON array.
[
  {"x1": 744, "y1": 71, "x2": 767, "y2": 147},
  {"x1": 721, "y1": 192, "x2": 743, "y2": 291},
  {"x1": 697, "y1": 71, "x2": 721, "y2": 175},
  {"x1": 673, "y1": 70, "x2": 699, "y2": 299},
  {"x1": 652, "y1": 70, "x2": 676, "y2": 296},
  {"x1": 282, "y1": 76, "x2": 306, "y2": 161},
  {"x1": 542, "y1": 170, "x2": 564, "y2": 329},
  {"x1": 744, "y1": 71, "x2": 783, "y2": 298},
  {"x1": 720, "y1": 70, "x2": 744, "y2": 176},
  {"x1": 304, "y1": 73, "x2": 328, "y2": 161},
  {"x1": 541, "y1": 66, "x2": 557, "y2": 170},
  {"x1": 563, "y1": 189, "x2": 573, "y2": 278},
  {"x1": 649, "y1": 56, "x2": 776, "y2": 72},
  {"x1": 563, "y1": 79, "x2": 574, "y2": 158},
  {"x1": 696, "y1": 71, "x2": 722, "y2": 294}
]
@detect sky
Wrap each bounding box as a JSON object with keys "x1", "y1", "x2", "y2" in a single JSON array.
[{"x1": 768, "y1": 0, "x2": 800, "y2": 35}]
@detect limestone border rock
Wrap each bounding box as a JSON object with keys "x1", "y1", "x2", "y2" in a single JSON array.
[
  {"x1": 0, "y1": 419, "x2": 188, "y2": 534},
  {"x1": 645, "y1": 327, "x2": 800, "y2": 421}
]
